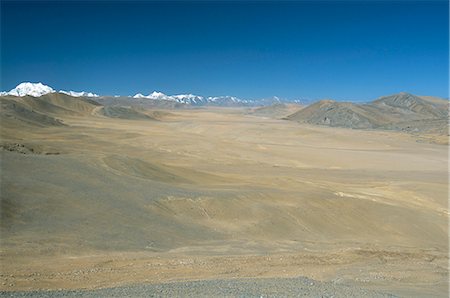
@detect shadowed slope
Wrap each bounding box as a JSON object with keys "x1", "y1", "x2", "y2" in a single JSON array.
[
  {"x1": 22, "y1": 93, "x2": 101, "y2": 116},
  {"x1": 0, "y1": 93, "x2": 101, "y2": 128},
  {"x1": 0, "y1": 96, "x2": 65, "y2": 127},
  {"x1": 97, "y1": 106, "x2": 156, "y2": 120}
]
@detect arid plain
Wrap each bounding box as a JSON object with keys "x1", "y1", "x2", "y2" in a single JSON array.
[{"x1": 0, "y1": 95, "x2": 448, "y2": 297}]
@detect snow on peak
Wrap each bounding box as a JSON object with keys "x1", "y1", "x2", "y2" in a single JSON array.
[
  {"x1": 132, "y1": 91, "x2": 205, "y2": 103},
  {"x1": 149, "y1": 91, "x2": 167, "y2": 99},
  {"x1": 207, "y1": 96, "x2": 245, "y2": 103},
  {"x1": 170, "y1": 94, "x2": 204, "y2": 104},
  {"x1": 1, "y1": 83, "x2": 292, "y2": 106},
  {"x1": 2, "y1": 82, "x2": 99, "y2": 98},
  {"x1": 5, "y1": 82, "x2": 55, "y2": 97},
  {"x1": 60, "y1": 90, "x2": 99, "y2": 97},
  {"x1": 133, "y1": 91, "x2": 168, "y2": 99},
  {"x1": 173, "y1": 94, "x2": 204, "y2": 100},
  {"x1": 133, "y1": 93, "x2": 146, "y2": 98}
]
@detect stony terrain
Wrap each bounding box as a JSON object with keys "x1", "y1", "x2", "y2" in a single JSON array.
[
  {"x1": 1, "y1": 277, "x2": 397, "y2": 297},
  {"x1": 0, "y1": 93, "x2": 448, "y2": 297}
]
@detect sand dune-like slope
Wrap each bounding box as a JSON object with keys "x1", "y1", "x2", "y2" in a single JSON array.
[{"x1": 0, "y1": 100, "x2": 448, "y2": 296}]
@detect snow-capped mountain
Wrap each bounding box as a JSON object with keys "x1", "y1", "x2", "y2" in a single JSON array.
[
  {"x1": 3, "y1": 82, "x2": 55, "y2": 97},
  {"x1": 132, "y1": 91, "x2": 262, "y2": 105},
  {"x1": 1, "y1": 82, "x2": 305, "y2": 106},
  {"x1": 132, "y1": 93, "x2": 147, "y2": 99},
  {"x1": 1, "y1": 82, "x2": 99, "y2": 98},
  {"x1": 133, "y1": 91, "x2": 206, "y2": 104},
  {"x1": 172, "y1": 94, "x2": 204, "y2": 104},
  {"x1": 207, "y1": 96, "x2": 248, "y2": 104},
  {"x1": 133, "y1": 91, "x2": 170, "y2": 100},
  {"x1": 60, "y1": 90, "x2": 99, "y2": 97}
]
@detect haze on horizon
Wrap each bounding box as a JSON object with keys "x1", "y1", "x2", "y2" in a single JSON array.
[{"x1": 1, "y1": 1, "x2": 448, "y2": 101}]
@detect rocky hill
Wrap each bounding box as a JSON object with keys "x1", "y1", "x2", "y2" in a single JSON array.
[{"x1": 286, "y1": 92, "x2": 448, "y2": 134}]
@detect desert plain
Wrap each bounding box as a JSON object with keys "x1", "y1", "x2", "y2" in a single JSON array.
[{"x1": 0, "y1": 96, "x2": 448, "y2": 297}]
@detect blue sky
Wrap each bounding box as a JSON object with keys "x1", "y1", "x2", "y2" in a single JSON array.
[{"x1": 1, "y1": 1, "x2": 448, "y2": 101}]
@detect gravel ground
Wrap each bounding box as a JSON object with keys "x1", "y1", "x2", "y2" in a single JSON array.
[{"x1": 1, "y1": 277, "x2": 397, "y2": 297}]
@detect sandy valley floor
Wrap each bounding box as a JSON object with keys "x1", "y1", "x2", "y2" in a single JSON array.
[{"x1": 0, "y1": 108, "x2": 448, "y2": 297}]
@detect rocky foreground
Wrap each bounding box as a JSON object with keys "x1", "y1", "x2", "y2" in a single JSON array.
[{"x1": 1, "y1": 277, "x2": 396, "y2": 298}]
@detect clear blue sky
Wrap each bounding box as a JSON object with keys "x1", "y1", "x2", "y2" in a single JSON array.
[{"x1": 1, "y1": 1, "x2": 448, "y2": 100}]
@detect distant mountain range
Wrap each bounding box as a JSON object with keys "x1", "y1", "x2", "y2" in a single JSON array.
[
  {"x1": 1, "y1": 83, "x2": 448, "y2": 139},
  {"x1": 1, "y1": 82, "x2": 303, "y2": 106}
]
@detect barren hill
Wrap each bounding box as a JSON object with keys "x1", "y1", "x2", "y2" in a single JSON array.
[
  {"x1": 285, "y1": 100, "x2": 382, "y2": 129},
  {"x1": 371, "y1": 92, "x2": 447, "y2": 119},
  {"x1": 1, "y1": 93, "x2": 101, "y2": 127},
  {"x1": 21, "y1": 93, "x2": 101, "y2": 116},
  {"x1": 1, "y1": 96, "x2": 65, "y2": 127},
  {"x1": 286, "y1": 92, "x2": 448, "y2": 135}
]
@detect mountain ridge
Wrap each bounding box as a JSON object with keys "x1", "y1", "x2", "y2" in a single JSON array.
[
  {"x1": 1, "y1": 82, "x2": 303, "y2": 106},
  {"x1": 285, "y1": 92, "x2": 449, "y2": 135}
]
